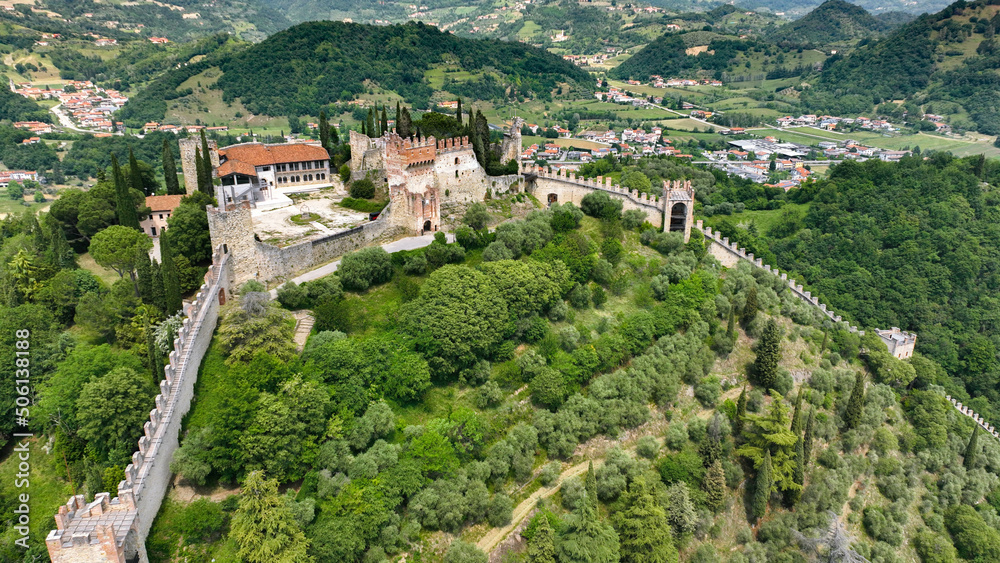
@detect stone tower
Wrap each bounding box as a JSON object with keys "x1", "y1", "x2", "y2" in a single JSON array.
[
  {"x1": 178, "y1": 137, "x2": 219, "y2": 195},
  {"x1": 500, "y1": 116, "x2": 524, "y2": 165},
  {"x1": 207, "y1": 202, "x2": 262, "y2": 283},
  {"x1": 663, "y1": 180, "x2": 695, "y2": 242}
]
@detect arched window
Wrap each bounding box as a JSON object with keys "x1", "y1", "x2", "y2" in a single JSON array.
[{"x1": 455, "y1": 157, "x2": 459, "y2": 165}]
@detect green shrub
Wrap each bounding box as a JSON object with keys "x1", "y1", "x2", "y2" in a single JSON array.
[
  {"x1": 349, "y1": 178, "x2": 376, "y2": 199},
  {"x1": 339, "y1": 247, "x2": 393, "y2": 291},
  {"x1": 341, "y1": 197, "x2": 387, "y2": 213},
  {"x1": 176, "y1": 499, "x2": 226, "y2": 544}
]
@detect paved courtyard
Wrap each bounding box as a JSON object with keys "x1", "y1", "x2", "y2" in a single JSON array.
[{"x1": 250, "y1": 187, "x2": 371, "y2": 246}]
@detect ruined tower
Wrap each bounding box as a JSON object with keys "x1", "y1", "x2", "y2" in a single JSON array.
[
  {"x1": 500, "y1": 116, "x2": 525, "y2": 165},
  {"x1": 178, "y1": 137, "x2": 219, "y2": 195},
  {"x1": 663, "y1": 179, "x2": 695, "y2": 242}
]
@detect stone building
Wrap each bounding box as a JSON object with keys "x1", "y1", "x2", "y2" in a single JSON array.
[
  {"x1": 139, "y1": 194, "x2": 183, "y2": 237},
  {"x1": 876, "y1": 327, "x2": 917, "y2": 359},
  {"x1": 664, "y1": 179, "x2": 695, "y2": 242},
  {"x1": 179, "y1": 139, "x2": 331, "y2": 207},
  {"x1": 177, "y1": 137, "x2": 218, "y2": 196}
]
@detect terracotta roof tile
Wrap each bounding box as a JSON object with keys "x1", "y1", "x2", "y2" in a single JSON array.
[
  {"x1": 218, "y1": 142, "x2": 329, "y2": 169},
  {"x1": 145, "y1": 195, "x2": 184, "y2": 211}
]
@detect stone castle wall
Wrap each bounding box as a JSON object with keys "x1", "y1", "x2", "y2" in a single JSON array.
[
  {"x1": 48, "y1": 246, "x2": 234, "y2": 562},
  {"x1": 948, "y1": 396, "x2": 1000, "y2": 442},
  {"x1": 208, "y1": 201, "x2": 403, "y2": 286},
  {"x1": 178, "y1": 137, "x2": 219, "y2": 195},
  {"x1": 527, "y1": 165, "x2": 666, "y2": 229},
  {"x1": 698, "y1": 220, "x2": 864, "y2": 334}
]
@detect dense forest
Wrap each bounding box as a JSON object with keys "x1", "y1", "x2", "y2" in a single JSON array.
[
  {"x1": 765, "y1": 0, "x2": 887, "y2": 48},
  {"x1": 0, "y1": 85, "x2": 51, "y2": 123},
  {"x1": 709, "y1": 153, "x2": 1000, "y2": 423},
  {"x1": 216, "y1": 21, "x2": 589, "y2": 115}
]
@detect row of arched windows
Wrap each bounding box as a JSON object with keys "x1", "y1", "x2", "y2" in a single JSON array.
[{"x1": 277, "y1": 173, "x2": 327, "y2": 184}]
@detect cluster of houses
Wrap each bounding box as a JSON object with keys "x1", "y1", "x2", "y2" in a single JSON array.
[
  {"x1": 775, "y1": 114, "x2": 898, "y2": 133},
  {"x1": 0, "y1": 170, "x2": 40, "y2": 189},
  {"x1": 142, "y1": 123, "x2": 229, "y2": 135},
  {"x1": 921, "y1": 113, "x2": 952, "y2": 132},
  {"x1": 646, "y1": 76, "x2": 723, "y2": 88},
  {"x1": 595, "y1": 86, "x2": 663, "y2": 107},
  {"x1": 13, "y1": 121, "x2": 53, "y2": 135},
  {"x1": 561, "y1": 53, "x2": 614, "y2": 66},
  {"x1": 521, "y1": 125, "x2": 694, "y2": 162},
  {"x1": 814, "y1": 140, "x2": 909, "y2": 162},
  {"x1": 13, "y1": 80, "x2": 128, "y2": 131}
]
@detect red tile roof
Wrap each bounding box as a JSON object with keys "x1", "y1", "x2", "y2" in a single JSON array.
[
  {"x1": 145, "y1": 195, "x2": 184, "y2": 212},
  {"x1": 218, "y1": 142, "x2": 329, "y2": 169}
]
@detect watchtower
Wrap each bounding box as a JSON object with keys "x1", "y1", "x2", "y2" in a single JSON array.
[{"x1": 663, "y1": 180, "x2": 694, "y2": 242}]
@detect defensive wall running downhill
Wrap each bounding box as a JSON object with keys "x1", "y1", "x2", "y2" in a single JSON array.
[
  {"x1": 46, "y1": 246, "x2": 234, "y2": 563},
  {"x1": 948, "y1": 396, "x2": 1000, "y2": 443}
]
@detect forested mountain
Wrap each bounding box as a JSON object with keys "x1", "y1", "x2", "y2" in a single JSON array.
[
  {"x1": 0, "y1": 84, "x2": 50, "y2": 123},
  {"x1": 804, "y1": 0, "x2": 1000, "y2": 134},
  {"x1": 215, "y1": 21, "x2": 590, "y2": 115},
  {"x1": 735, "y1": 0, "x2": 954, "y2": 16},
  {"x1": 767, "y1": 0, "x2": 886, "y2": 46},
  {"x1": 0, "y1": 0, "x2": 288, "y2": 42}
]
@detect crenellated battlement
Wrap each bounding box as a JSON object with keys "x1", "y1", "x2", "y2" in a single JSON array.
[
  {"x1": 947, "y1": 396, "x2": 1000, "y2": 441},
  {"x1": 47, "y1": 246, "x2": 234, "y2": 563}
]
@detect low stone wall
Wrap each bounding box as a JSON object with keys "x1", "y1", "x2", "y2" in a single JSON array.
[
  {"x1": 947, "y1": 396, "x2": 1000, "y2": 441},
  {"x1": 208, "y1": 201, "x2": 405, "y2": 286},
  {"x1": 47, "y1": 246, "x2": 234, "y2": 563},
  {"x1": 697, "y1": 220, "x2": 864, "y2": 335}
]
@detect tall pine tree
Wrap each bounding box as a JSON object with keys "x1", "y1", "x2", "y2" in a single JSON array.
[
  {"x1": 151, "y1": 260, "x2": 166, "y2": 311},
  {"x1": 136, "y1": 251, "x2": 154, "y2": 304},
  {"x1": 527, "y1": 514, "x2": 557, "y2": 563},
  {"x1": 113, "y1": 154, "x2": 140, "y2": 230},
  {"x1": 727, "y1": 304, "x2": 736, "y2": 339},
  {"x1": 586, "y1": 461, "x2": 598, "y2": 511},
  {"x1": 366, "y1": 108, "x2": 376, "y2": 138},
  {"x1": 162, "y1": 140, "x2": 182, "y2": 195},
  {"x1": 751, "y1": 449, "x2": 773, "y2": 522},
  {"x1": 786, "y1": 436, "x2": 804, "y2": 506},
  {"x1": 613, "y1": 478, "x2": 678, "y2": 563},
  {"x1": 843, "y1": 371, "x2": 865, "y2": 430},
  {"x1": 704, "y1": 459, "x2": 726, "y2": 513},
  {"x1": 752, "y1": 319, "x2": 781, "y2": 389},
  {"x1": 395, "y1": 102, "x2": 401, "y2": 131},
  {"x1": 456, "y1": 97, "x2": 463, "y2": 124},
  {"x1": 231, "y1": 471, "x2": 313, "y2": 563},
  {"x1": 160, "y1": 232, "x2": 183, "y2": 315},
  {"x1": 380, "y1": 107, "x2": 388, "y2": 136}
]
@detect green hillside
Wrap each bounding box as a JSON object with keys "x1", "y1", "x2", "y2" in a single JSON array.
[
  {"x1": 804, "y1": 0, "x2": 1000, "y2": 134},
  {"x1": 215, "y1": 21, "x2": 590, "y2": 116},
  {"x1": 767, "y1": 0, "x2": 886, "y2": 47}
]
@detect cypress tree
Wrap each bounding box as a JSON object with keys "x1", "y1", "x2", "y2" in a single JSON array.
[
  {"x1": 161, "y1": 232, "x2": 183, "y2": 315},
  {"x1": 128, "y1": 147, "x2": 147, "y2": 195},
  {"x1": 742, "y1": 285, "x2": 758, "y2": 326},
  {"x1": 366, "y1": 108, "x2": 375, "y2": 138},
  {"x1": 843, "y1": 371, "x2": 865, "y2": 430},
  {"x1": 472, "y1": 111, "x2": 488, "y2": 167},
  {"x1": 162, "y1": 139, "x2": 182, "y2": 195},
  {"x1": 319, "y1": 110, "x2": 330, "y2": 152},
  {"x1": 143, "y1": 308, "x2": 161, "y2": 382},
  {"x1": 136, "y1": 251, "x2": 154, "y2": 304},
  {"x1": 751, "y1": 450, "x2": 773, "y2": 522},
  {"x1": 786, "y1": 436, "x2": 804, "y2": 506},
  {"x1": 752, "y1": 319, "x2": 782, "y2": 389},
  {"x1": 395, "y1": 102, "x2": 401, "y2": 130},
  {"x1": 399, "y1": 106, "x2": 412, "y2": 138},
  {"x1": 527, "y1": 514, "x2": 557, "y2": 563},
  {"x1": 360, "y1": 120, "x2": 366, "y2": 136},
  {"x1": 704, "y1": 459, "x2": 726, "y2": 513},
  {"x1": 791, "y1": 390, "x2": 804, "y2": 435},
  {"x1": 735, "y1": 386, "x2": 747, "y2": 435},
  {"x1": 199, "y1": 130, "x2": 214, "y2": 194},
  {"x1": 194, "y1": 147, "x2": 208, "y2": 196},
  {"x1": 151, "y1": 260, "x2": 166, "y2": 311},
  {"x1": 820, "y1": 331, "x2": 828, "y2": 353},
  {"x1": 330, "y1": 122, "x2": 339, "y2": 145},
  {"x1": 727, "y1": 304, "x2": 736, "y2": 339},
  {"x1": 802, "y1": 407, "x2": 815, "y2": 464},
  {"x1": 380, "y1": 107, "x2": 388, "y2": 136},
  {"x1": 586, "y1": 461, "x2": 597, "y2": 511},
  {"x1": 113, "y1": 154, "x2": 140, "y2": 230},
  {"x1": 964, "y1": 426, "x2": 980, "y2": 470},
  {"x1": 456, "y1": 97, "x2": 463, "y2": 123}
]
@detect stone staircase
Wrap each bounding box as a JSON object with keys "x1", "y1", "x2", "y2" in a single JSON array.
[{"x1": 292, "y1": 310, "x2": 315, "y2": 351}]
